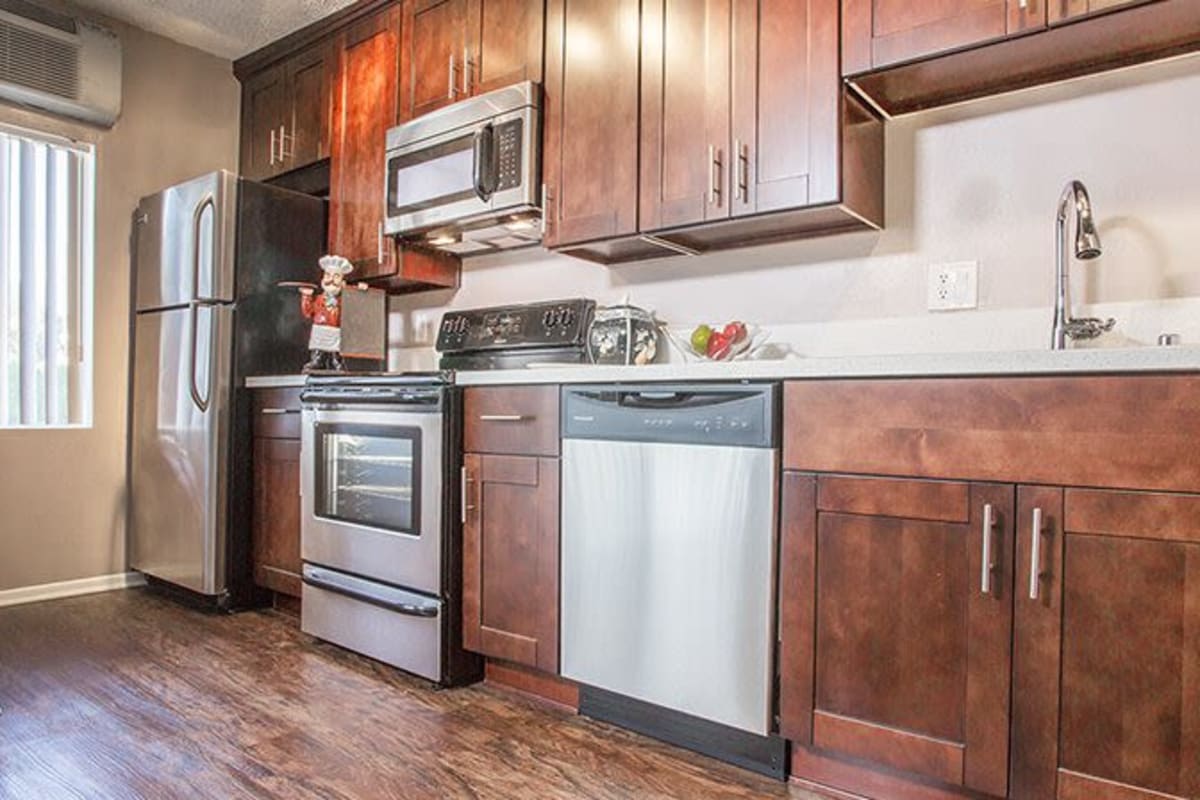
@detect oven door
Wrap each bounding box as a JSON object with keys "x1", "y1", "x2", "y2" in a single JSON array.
[{"x1": 301, "y1": 405, "x2": 443, "y2": 596}]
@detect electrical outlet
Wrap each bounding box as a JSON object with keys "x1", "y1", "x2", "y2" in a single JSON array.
[{"x1": 927, "y1": 261, "x2": 978, "y2": 311}]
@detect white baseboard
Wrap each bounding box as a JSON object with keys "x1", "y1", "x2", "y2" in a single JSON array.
[{"x1": 0, "y1": 571, "x2": 146, "y2": 609}]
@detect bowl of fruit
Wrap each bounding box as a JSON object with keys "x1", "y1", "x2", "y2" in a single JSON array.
[{"x1": 672, "y1": 321, "x2": 768, "y2": 362}]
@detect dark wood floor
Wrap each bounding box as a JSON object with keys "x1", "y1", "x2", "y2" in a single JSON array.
[{"x1": 0, "y1": 589, "x2": 827, "y2": 800}]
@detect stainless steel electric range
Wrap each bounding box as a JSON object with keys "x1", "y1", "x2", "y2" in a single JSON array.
[{"x1": 299, "y1": 372, "x2": 479, "y2": 686}]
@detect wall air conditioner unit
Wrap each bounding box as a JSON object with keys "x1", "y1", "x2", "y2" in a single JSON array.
[{"x1": 0, "y1": 0, "x2": 121, "y2": 128}]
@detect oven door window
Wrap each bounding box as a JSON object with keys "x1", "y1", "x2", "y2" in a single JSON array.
[
  {"x1": 388, "y1": 134, "x2": 480, "y2": 216},
  {"x1": 314, "y1": 423, "x2": 422, "y2": 536}
]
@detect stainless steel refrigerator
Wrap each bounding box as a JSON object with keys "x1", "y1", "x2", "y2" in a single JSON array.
[{"x1": 129, "y1": 170, "x2": 325, "y2": 606}]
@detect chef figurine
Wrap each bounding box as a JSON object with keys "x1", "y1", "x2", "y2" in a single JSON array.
[{"x1": 298, "y1": 255, "x2": 353, "y2": 372}]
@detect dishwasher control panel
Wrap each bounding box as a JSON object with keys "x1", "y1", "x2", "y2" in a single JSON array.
[{"x1": 561, "y1": 384, "x2": 777, "y2": 448}]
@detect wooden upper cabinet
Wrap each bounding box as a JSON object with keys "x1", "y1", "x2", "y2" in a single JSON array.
[
  {"x1": 842, "y1": 0, "x2": 1046, "y2": 75},
  {"x1": 239, "y1": 41, "x2": 334, "y2": 181},
  {"x1": 284, "y1": 41, "x2": 335, "y2": 168},
  {"x1": 1049, "y1": 0, "x2": 1151, "y2": 23},
  {"x1": 399, "y1": 0, "x2": 545, "y2": 122},
  {"x1": 462, "y1": 453, "x2": 560, "y2": 673},
  {"x1": 240, "y1": 65, "x2": 287, "y2": 181},
  {"x1": 1011, "y1": 487, "x2": 1200, "y2": 800},
  {"x1": 780, "y1": 473, "x2": 1015, "y2": 797},
  {"x1": 733, "y1": 0, "x2": 841, "y2": 215},
  {"x1": 329, "y1": 6, "x2": 401, "y2": 280},
  {"x1": 640, "y1": 0, "x2": 841, "y2": 228},
  {"x1": 399, "y1": 0, "x2": 470, "y2": 122},
  {"x1": 542, "y1": 0, "x2": 641, "y2": 248},
  {"x1": 639, "y1": 0, "x2": 732, "y2": 230},
  {"x1": 470, "y1": 0, "x2": 545, "y2": 93}
]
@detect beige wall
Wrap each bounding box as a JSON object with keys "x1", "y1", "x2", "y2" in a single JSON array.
[{"x1": 0, "y1": 14, "x2": 240, "y2": 590}]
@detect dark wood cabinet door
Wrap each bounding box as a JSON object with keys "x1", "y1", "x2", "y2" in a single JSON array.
[
  {"x1": 469, "y1": 0, "x2": 544, "y2": 95},
  {"x1": 399, "y1": 0, "x2": 470, "y2": 122},
  {"x1": 285, "y1": 41, "x2": 335, "y2": 169},
  {"x1": 252, "y1": 437, "x2": 302, "y2": 598},
  {"x1": 1048, "y1": 0, "x2": 1151, "y2": 23},
  {"x1": 462, "y1": 454, "x2": 560, "y2": 673},
  {"x1": 842, "y1": 0, "x2": 1046, "y2": 75},
  {"x1": 1012, "y1": 487, "x2": 1200, "y2": 800},
  {"x1": 240, "y1": 64, "x2": 287, "y2": 180},
  {"x1": 780, "y1": 473, "x2": 1015, "y2": 797},
  {"x1": 542, "y1": 0, "x2": 640, "y2": 247},
  {"x1": 639, "y1": 0, "x2": 731, "y2": 230},
  {"x1": 730, "y1": 0, "x2": 840, "y2": 216},
  {"x1": 329, "y1": 6, "x2": 400, "y2": 281}
]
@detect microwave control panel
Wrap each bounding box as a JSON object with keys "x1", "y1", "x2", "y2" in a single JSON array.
[
  {"x1": 495, "y1": 119, "x2": 523, "y2": 192},
  {"x1": 436, "y1": 298, "x2": 596, "y2": 353}
]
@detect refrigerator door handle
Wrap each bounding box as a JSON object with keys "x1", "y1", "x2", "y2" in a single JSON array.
[
  {"x1": 190, "y1": 193, "x2": 216, "y2": 302},
  {"x1": 188, "y1": 303, "x2": 212, "y2": 413}
]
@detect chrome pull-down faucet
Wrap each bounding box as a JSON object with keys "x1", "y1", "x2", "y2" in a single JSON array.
[{"x1": 1052, "y1": 180, "x2": 1115, "y2": 350}]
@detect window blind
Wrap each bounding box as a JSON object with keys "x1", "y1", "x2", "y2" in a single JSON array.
[{"x1": 0, "y1": 125, "x2": 93, "y2": 427}]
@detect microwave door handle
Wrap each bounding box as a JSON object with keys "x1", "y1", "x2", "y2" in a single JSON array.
[{"x1": 472, "y1": 123, "x2": 497, "y2": 202}]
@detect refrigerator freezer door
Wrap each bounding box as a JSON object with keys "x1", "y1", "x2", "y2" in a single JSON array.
[
  {"x1": 130, "y1": 303, "x2": 234, "y2": 595},
  {"x1": 134, "y1": 171, "x2": 237, "y2": 311}
]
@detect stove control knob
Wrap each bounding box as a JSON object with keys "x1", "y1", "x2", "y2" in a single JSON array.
[
  {"x1": 561, "y1": 308, "x2": 575, "y2": 327},
  {"x1": 542, "y1": 309, "x2": 556, "y2": 328}
]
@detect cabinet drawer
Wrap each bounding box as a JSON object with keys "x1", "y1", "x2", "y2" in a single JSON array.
[
  {"x1": 252, "y1": 387, "x2": 303, "y2": 439},
  {"x1": 783, "y1": 375, "x2": 1200, "y2": 493},
  {"x1": 464, "y1": 386, "x2": 559, "y2": 457}
]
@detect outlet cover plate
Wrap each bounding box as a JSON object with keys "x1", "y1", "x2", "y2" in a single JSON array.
[{"x1": 927, "y1": 261, "x2": 978, "y2": 311}]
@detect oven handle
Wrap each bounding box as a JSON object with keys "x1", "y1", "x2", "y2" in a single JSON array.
[
  {"x1": 302, "y1": 565, "x2": 440, "y2": 618},
  {"x1": 472, "y1": 122, "x2": 497, "y2": 202}
]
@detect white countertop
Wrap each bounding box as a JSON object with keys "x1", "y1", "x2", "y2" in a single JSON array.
[
  {"x1": 243, "y1": 347, "x2": 1200, "y2": 389},
  {"x1": 452, "y1": 346, "x2": 1200, "y2": 385},
  {"x1": 245, "y1": 374, "x2": 307, "y2": 388}
]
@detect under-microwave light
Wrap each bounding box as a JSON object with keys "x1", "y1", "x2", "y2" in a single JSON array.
[
  {"x1": 427, "y1": 233, "x2": 459, "y2": 246},
  {"x1": 504, "y1": 218, "x2": 536, "y2": 231}
]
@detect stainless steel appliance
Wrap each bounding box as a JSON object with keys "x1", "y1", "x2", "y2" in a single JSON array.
[
  {"x1": 560, "y1": 383, "x2": 785, "y2": 777},
  {"x1": 384, "y1": 81, "x2": 541, "y2": 255},
  {"x1": 299, "y1": 373, "x2": 479, "y2": 686},
  {"x1": 436, "y1": 298, "x2": 596, "y2": 369},
  {"x1": 130, "y1": 170, "x2": 325, "y2": 606}
]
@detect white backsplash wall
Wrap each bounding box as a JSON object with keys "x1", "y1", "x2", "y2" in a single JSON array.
[{"x1": 388, "y1": 53, "x2": 1200, "y2": 370}]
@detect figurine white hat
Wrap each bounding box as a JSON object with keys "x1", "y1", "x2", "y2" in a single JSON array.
[{"x1": 319, "y1": 255, "x2": 353, "y2": 275}]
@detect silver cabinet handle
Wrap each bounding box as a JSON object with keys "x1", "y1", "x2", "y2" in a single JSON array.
[
  {"x1": 1029, "y1": 507, "x2": 1044, "y2": 600},
  {"x1": 278, "y1": 124, "x2": 292, "y2": 161},
  {"x1": 734, "y1": 139, "x2": 749, "y2": 203},
  {"x1": 460, "y1": 465, "x2": 475, "y2": 523},
  {"x1": 708, "y1": 145, "x2": 722, "y2": 206},
  {"x1": 269, "y1": 128, "x2": 277, "y2": 166},
  {"x1": 448, "y1": 54, "x2": 457, "y2": 100},
  {"x1": 981, "y1": 503, "x2": 996, "y2": 595},
  {"x1": 462, "y1": 46, "x2": 473, "y2": 95},
  {"x1": 479, "y1": 414, "x2": 529, "y2": 422}
]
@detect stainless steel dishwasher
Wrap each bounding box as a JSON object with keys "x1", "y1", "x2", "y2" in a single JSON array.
[{"x1": 561, "y1": 383, "x2": 784, "y2": 778}]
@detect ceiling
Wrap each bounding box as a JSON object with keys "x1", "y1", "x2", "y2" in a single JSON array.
[{"x1": 68, "y1": 0, "x2": 359, "y2": 59}]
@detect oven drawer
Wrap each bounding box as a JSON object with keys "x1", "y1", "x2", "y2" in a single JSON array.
[
  {"x1": 301, "y1": 564, "x2": 442, "y2": 682},
  {"x1": 464, "y1": 386, "x2": 559, "y2": 456},
  {"x1": 253, "y1": 388, "x2": 303, "y2": 438}
]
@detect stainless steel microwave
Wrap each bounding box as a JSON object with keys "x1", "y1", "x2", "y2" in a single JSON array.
[{"x1": 383, "y1": 81, "x2": 541, "y2": 255}]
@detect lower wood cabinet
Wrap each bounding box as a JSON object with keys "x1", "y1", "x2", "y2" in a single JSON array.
[
  {"x1": 462, "y1": 453, "x2": 560, "y2": 673},
  {"x1": 1012, "y1": 487, "x2": 1200, "y2": 800},
  {"x1": 251, "y1": 437, "x2": 303, "y2": 598},
  {"x1": 780, "y1": 473, "x2": 1015, "y2": 798},
  {"x1": 781, "y1": 473, "x2": 1200, "y2": 800}
]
